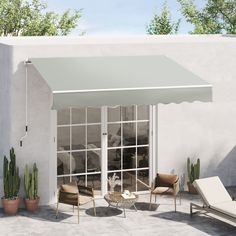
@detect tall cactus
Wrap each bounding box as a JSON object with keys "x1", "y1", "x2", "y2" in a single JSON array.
[
  {"x1": 187, "y1": 157, "x2": 200, "y2": 183},
  {"x1": 24, "y1": 163, "x2": 38, "y2": 200},
  {"x1": 3, "y1": 148, "x2": 20, "y2": 199}
]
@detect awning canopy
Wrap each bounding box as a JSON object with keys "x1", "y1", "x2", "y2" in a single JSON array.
[{"x1": 30, "y1": 55, "x2": 212, "y2": 109}]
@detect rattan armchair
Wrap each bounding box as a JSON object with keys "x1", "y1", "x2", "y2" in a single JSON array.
[
  {"x1": 138, "y1": 173, "x2": 180, "y2": 212},
  {"x1": 56, "y1": 182, "x2": 96, "y2": 223}
]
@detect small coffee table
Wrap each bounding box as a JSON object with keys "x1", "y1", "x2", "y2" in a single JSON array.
[{"x1": 104, "y1": 192, "x2": 138, "y2": 218}]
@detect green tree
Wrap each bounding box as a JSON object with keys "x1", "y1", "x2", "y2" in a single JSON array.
[
  {"x1": 147, "y1": 2, "x2": 181, "y2": 35},
  {"x1": 178, "y1": 0, "x2": 236, "y2": 34},
  {"x1": 0, "y1": 0, "x2": 82, "y2": 36}
]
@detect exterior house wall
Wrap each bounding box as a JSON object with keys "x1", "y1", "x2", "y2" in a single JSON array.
[
  {"x1": 0, "y1": 44, "x2": 12, "y2": 198},
  {"x1": 0, "y1": 36, "x2": 235, "y2": 205}
]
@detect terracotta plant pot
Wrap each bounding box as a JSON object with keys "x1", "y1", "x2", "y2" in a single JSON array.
[
  {"x1": 2, "y1": 197, "x2": 20, "y2": 215},
  {"x1": 187, "y1": 182, "x2": 198, "y2": 194},
  {"x1": 24, "y1": 198, "x2": 40, "y2": 212}
]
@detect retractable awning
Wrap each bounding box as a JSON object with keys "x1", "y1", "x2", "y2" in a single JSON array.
[{"x1": 30, "y1": 55, "x2": 212, "y2": 109}]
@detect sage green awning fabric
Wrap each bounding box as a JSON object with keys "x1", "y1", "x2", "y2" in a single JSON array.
[{"x1": 30, "y1": 56, "x2": 212, "y2": 109}]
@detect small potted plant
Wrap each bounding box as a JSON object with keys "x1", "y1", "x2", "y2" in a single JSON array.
[
  {"x1": 108, "y1": 173, "x2": 121, "y2": 192},
  {"x1": 187, "y1": 157, "x2": 200, "y2": 194},
  {"x1": 2, "y1": 148, "x2": 21, "y2": 215},
  {"x1": 24, "y1": 163, "x2": 39, "y2": 212}
]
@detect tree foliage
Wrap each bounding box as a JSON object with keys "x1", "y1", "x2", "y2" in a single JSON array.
[
  {"x1": 178, "y1": 0, "x2": 236, "y2": 34},
  {"x1": 146, "y1": 2, "x2": 181, "y2": 35},
  {"x1": 0, "y1": 0, "x2": 82, "y2": 36}
]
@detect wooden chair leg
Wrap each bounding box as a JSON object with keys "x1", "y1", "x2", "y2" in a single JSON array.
[
  {"x1": 77, "y1": 195, "x2": 80, "y2": 224},
  {"x1": 73, "y1": 205, "x2": 74, "y2": 212},
  {"x1": 56, "y1": 201, "x2": 59, "y2": 219},
  {"x1": 77, "y1": 204, "x2": 80, "y2": 224},
  {"x1": 174, "y1": 196, "x2": 177, "y2": 212},
  {"x1": 155, "y1": 194, "x2": 157, "y2": 202},
  {"x1": 93, "y1": 199, "x2": 96, "y2": 216},
  {"x1": 149, "y1": 192, "x2": 152, "y2": 210}
]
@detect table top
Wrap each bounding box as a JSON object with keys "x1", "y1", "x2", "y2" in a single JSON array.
[{"x1": 104, "y1": 192, "x2": 137, "y2": 203}]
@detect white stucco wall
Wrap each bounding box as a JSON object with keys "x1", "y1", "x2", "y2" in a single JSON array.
[
  {"x1": 0, "y1": 35, "x2": 235, "y2": 205},
  {"x1": 0, "y1": 44, "x2": 12, "y2": 198}
]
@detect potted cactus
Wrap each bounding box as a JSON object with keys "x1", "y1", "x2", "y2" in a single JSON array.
[
  {"x1": 2, "y1": 148, "x2": 21, "y2": 215},
  {"x1": 187, "y1": 157, "x2": 200, "y2": 194},
  {"x1": 24, "y1": 163, "x2": 39, "y2": 212}
]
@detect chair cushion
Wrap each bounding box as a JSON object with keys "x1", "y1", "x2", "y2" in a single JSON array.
[
  {"x1": 193, "y1": 176, "x2": 232, "y2": 206},
  {"x1": 79, "y1": 195, "x2": 93, "y2": 205},
  {"x1": 211, "y1": 201, "x2": 236, "y2": 219},
  {"x1": 152, "y1": 187, "x2": 174, "y2": 194},
  {"x1": 155, "y1": 173, "x2": 178, "y2": 188},
  {"x1": 59, "y1": 191, "x2": 78, "y2": 205},
  {"x1": 61, "y1": 183, "x2": 78, "y2": 194}
]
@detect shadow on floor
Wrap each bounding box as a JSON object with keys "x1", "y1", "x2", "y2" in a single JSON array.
[
  {"x1": 134, "y1": 202, "x2": 159, "y2": 211},
  {"x1": 151, "y1": 211, "x2": 236, "y2": 235},
  {"x1": 86, "y1": 206, "x2": 122, "y2": 217}
]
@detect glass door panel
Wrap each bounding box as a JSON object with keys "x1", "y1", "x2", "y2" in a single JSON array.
[
  {"x1": 57, "y1": 107, "x2": 102, "y2": 194},
  {"x1": 107, "y1": 105, "x2": 150, "y2": 193}
]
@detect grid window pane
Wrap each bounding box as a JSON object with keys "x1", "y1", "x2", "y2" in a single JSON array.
[
  {"x1": 87, "y1": 150, "x2": 101, "y2": 172},
  {"x1": 72, "y1": 151, "x2": 85, "y2": 174},
  {"x1": 123, "y1": 148, "x2": 136, "y2": 169},
  {"x1": 87, "y1": 125, "x2": 101, "y2": 148},
  {"x1": 87, "y1": 107, "x2": 101, "y2": 123},
  {"x1": 137, "y1": 170, "x2": 149, "y2": 191},
  {"x1": 108, "y1": 106, "x2": 121, "y2": 122},
  {"x1": 57, "y1": 109, "x2": 70, "y2": 125},
  {"x1": 137, "y1": 122, "x2": 149, "y2": 145},
  {"x1": 137, "y1": 105, "x2": 149, "y2": 120},
  {"x1": 87, "y1": 174, "x2": 101, "y2": 191},
  {"x1": 72, "y1": 108, "x2": 86, "y2": 124},
  {"x1": 122, "y1": 106, "x2": 136, "y2": 121},
  {"x1": 73, "y1": 175, "x2": 86, "y2": 186},
  {"x1": 57, "y1": 152, "x2": 70, "y2": 175},
  {"x1": 57, "y1": 127, "x2": 70, "y2": 151},
  {"x1": 108, "y1": 149, "x2": 121, "y2": 171},
  {"x1": 137, "y1": 147, "x2": 149, "y2": 168},
  {"x1": 108, "y1": 124, "x2": 121, "y2": 147},
  {"x1": 72, "y1": 126, "x2": 86, "y2": 150},
  {"x1": 123, "y1": 123, "x2": 136, "y2": 146},
  {"x1": 123, "y1": 171, "x2": 136, "y2": 192}
]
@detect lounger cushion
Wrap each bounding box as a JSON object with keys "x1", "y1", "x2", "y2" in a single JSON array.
[
  {"x1": 211, "y1": 201, "x2": 236, "y2": 219},
  {"x1": 193, "y1": 176, "x2": 232, "y2": 206}
]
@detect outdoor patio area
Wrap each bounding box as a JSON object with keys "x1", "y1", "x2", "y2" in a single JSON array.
[{"x1": 1, "y1": 189, "x2": 236, "y2": 236}]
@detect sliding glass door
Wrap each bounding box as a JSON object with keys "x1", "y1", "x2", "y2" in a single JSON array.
[{"x1": 57, "y1": 105, "x2": 152, "y2": 195}]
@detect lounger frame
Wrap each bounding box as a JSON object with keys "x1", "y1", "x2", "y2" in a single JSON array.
[{"x1": 190, "y1": 202, "x2": 236, "y2": 224}]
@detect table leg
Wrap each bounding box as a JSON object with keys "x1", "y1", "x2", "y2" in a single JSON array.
[{"x1": 123, "y1": 206, "x2": 126, "y2": 218}]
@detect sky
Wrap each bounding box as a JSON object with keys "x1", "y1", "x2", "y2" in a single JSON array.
[{"x1": 45, "y1": 0, "x2": 206, "y2": 35}]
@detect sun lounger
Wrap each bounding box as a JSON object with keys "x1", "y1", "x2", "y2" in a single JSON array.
[{"x1": 190, "y1": 176, "x2": 236, "y2": 223}]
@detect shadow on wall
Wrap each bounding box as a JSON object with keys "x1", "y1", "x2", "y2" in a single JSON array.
[{"x1": 205, "y1": 145, "x2": 236, "y2": 186}]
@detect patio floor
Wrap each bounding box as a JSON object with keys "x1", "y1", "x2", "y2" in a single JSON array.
[{"x1": 1, "y1": 189, "x2": 236, "y2": 236}]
